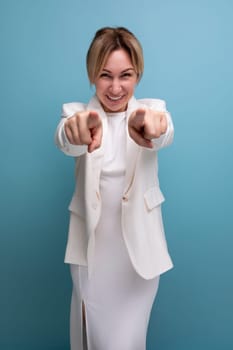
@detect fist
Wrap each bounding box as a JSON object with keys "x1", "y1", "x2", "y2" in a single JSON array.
[
  {"x1": 128, "y1": 108, "x2": 167, "y2": 148},
  {"x1": 64, "y1": 110, "x2": 102, "y2": 153}
]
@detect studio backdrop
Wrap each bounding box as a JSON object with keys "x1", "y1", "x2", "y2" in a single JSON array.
[{"x1": 0, "y1": 1, "x2": 233, "y2": 349}]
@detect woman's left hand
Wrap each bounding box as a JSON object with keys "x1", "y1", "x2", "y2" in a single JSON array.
[{"x1": 128, "y1": 109, "x2": 167, "y2": 148}]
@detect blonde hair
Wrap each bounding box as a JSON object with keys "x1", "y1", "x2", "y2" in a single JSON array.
[{"x1": 86, "y1": 27, "x2": 144, "y2": 84}]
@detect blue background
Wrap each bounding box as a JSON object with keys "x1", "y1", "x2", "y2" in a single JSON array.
[{"x1": 1, "y1": 0, "x2": 233, "y2": 349}]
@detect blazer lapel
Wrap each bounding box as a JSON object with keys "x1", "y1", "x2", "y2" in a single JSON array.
[
  {"x1": 124, "y1": 97, "x2": 141, "y2": 194},
  {"x1": 86, "y1": 96, "x2": 107, "y2": 186}
]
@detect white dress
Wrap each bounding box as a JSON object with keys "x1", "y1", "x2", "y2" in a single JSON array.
[{"x1": 70, "y1": 112, "x2": 159, "y2": 350}]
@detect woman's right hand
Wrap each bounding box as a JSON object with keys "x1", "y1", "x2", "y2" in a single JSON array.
[{"x1": 64, "y1": 111, "x2": 102, "y2": 153}]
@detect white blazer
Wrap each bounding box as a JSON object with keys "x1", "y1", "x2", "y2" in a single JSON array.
[{"x1": 55, "y1": 95, "x2": 174, "y2": 279}]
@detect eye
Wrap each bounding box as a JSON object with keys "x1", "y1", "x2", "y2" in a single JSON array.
[
  {"x1": 121, "y1": 73, "x2": 132, "y2": 78},
  {"x1": 120, "y1": 71, "x2": 136, "y2": 79},
  {"x1": 99, "y1": 72, "x2": 111, "y2": 78}
]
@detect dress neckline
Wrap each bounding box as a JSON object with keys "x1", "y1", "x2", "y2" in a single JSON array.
[{"x1": 106, "y1": 111, "x2": 126, "y2": 119}]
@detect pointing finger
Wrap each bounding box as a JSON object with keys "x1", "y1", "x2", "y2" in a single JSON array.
[
  {"x1": 87, "y1": 111, "x2": 101, "y2": 129},
  {"x1": 130, "y1": 109, "x2": 146, "y2": 130}
]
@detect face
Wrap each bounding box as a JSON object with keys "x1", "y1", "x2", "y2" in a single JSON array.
[{"x1": 94, "y1": 49, "x2": 138, "y2": 113}]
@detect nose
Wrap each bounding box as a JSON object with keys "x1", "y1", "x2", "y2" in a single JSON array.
[{"x1": 109, "y1": 78, "x2": 122, "y2": 95}]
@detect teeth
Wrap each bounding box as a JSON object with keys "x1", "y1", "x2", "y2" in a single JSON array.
[{"x1": 108, "y1": 95, "x2": 122, "y2": 101}]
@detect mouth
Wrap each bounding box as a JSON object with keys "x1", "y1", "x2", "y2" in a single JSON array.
[{"x1": 106, "y1": 94, "x2": 124, "y2": 101}]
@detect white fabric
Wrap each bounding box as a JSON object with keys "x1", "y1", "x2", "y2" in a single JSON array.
[
  {"x1": 70, "y1": 112, "x2": 160, "y2": 350},
  {"x1": 57, "y1": 96, "x2": 174, "y2": 280}
]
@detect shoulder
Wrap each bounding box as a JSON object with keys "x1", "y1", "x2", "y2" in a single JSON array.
[
  {"x1": 61, "y1": 102, "x2": 87, "y2": 117},
  {"x1": 137, "y1": 98, "x2": 166, "y2": 111}
]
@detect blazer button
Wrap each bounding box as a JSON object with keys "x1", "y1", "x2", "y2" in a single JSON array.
[{"x1": 122, "y1": 196, "x2": 128, "y2": 202}]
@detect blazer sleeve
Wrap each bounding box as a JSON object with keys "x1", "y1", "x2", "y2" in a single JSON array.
[
  {"x1": 139, "y1": 98, "x2": 174, "y2": 151},
  {"x1": 54, "y1": 103, "x2": 88, "y2": 157}
]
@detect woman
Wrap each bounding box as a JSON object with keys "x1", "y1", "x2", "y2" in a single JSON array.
[{"x1": 55, "y1": 27, "x2": 174, "y2": 350}]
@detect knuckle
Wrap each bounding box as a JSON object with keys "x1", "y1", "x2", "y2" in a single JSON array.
[{"x1": 67, "y1": 117, "x2": 76, "y2": 127}]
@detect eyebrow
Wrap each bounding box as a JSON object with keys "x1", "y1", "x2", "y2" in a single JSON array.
[{"x1": 102, "y1": 68, "x2": 135, "y2": 73}]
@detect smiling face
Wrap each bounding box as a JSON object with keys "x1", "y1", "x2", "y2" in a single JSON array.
[{"x1": 94, "y1": 49, "x2": 138, "y2": 113}]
